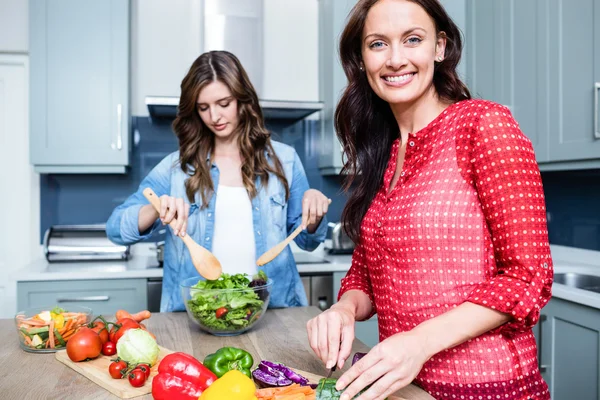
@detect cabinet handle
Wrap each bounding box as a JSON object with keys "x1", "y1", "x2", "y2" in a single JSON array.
[
  {"x1": 538, "y1": 314, "x2": 548, "y2": 373},
  {"x1": 595, "y1": 83, "x2": 600, "y2": 140},
  {"x1": 116, "y1": 104, "x2": 123, "y2": 150},
  {"x1": 56, "y1": 296, "x2": 110, "y2": 302}
]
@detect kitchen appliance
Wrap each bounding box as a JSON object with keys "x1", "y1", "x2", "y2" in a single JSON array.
[
  {"x1": 144, "y1": 0, "x2": 322, "y2": 123},
  {"x1": 43, "y1": 224, "x2": 130, "y2": 262},
  {"x1": 325, "y1": 222, "x2": 355, "y2": 255}
]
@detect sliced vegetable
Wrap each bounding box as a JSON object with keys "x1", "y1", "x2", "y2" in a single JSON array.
[
  {"x1": 252, "y1": 360, "x2": 309, "y2": 388},
  {"x1": 16, "y1": 307, "x2": 88, "y2": 350},
  {"x1": 255, "y1": 383, "x2": 316, "y2": 399}
]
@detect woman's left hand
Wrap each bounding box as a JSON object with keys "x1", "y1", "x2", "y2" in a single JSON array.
[
  {"x1": 335, "y1": 331, "x2": 430, "y2": 400},
  {"x1": 301, "y1": 189, "x2": 330, "y2": 233}
]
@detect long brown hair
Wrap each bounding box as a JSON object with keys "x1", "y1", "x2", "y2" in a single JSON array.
[
  {"x1": 337, "y1": 0, "x2": 472, "y2": 242},
  {"x1": 172, "y1": 51, "x2": 289, "y2": 207}
]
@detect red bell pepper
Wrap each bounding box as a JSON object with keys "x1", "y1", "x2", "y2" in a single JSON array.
[{"x1": 152, "y1": 352, "x2": 217, "y2": 400}]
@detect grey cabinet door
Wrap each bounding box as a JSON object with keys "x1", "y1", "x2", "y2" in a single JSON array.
[
  {"x1": 17, "y1": 279, "x2": 147, "y2": 316},
  {"x1": 30, "y1": 0, "x2": 130, "y2": 171},
  {"x1": 545, "y1": 0, "x2": 600, "y2": 162},
  {"x1": 465, "y1": 0, "x2": 550, "y2": 162},
  {"x1": 540, "y1": 298, "x2": 600, "y2": 400}
]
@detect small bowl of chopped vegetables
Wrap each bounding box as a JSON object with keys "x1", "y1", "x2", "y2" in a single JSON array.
[
  {"x1": 15, "y1": 306, "x2": 93, "y2": 353},
  {"x1": 180, "y1": 271, "x2": 272, "y2": 336}
]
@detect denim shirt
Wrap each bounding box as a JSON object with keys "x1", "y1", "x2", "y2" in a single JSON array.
[{"x1": 106, "y1": 141, "x2": 327, "y2": 312}]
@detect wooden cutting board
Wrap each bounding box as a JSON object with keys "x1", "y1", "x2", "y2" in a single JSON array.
[
  {"x1": 56, "y1": 349, "x2": 409, "y2": 400},
  {"x1": 55, "y1": 346, "x2": 175, "y2": 399}
]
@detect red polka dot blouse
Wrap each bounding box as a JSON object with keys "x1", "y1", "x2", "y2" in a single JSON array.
[{"x1": 339, "y1": 99, "x2": 553, "y2": 399}]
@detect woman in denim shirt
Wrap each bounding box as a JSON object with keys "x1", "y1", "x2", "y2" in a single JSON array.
[{"x1": 107, "y1": 51, "x2": 329, "y2": 312}]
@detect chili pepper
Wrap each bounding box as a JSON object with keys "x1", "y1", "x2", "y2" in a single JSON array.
[
  {"x1": 151, "y1": 352, "x2": 217, "y2": 400},
  {"x1": 199, "y1": 370, "x2": 257, "y2": 400},
  {"x1": 203, "y1": 346, "x2": 254, "y2": 378}
]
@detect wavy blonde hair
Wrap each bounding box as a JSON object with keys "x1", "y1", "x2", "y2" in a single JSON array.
[{"x1": 172, "y1": 51, "x2": 289, "y2": 207}]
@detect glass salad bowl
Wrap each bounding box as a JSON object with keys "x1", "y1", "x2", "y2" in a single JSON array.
[
  {"x1": 15, "y1": 305, "x2": 93, "y2": 353},
  {"x1": 180, "y1": 273, "x2": 273, "y2": 336}
]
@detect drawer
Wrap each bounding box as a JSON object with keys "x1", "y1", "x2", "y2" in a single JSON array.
[{"x1": 17, "y1": 279, "x2": 147, "y2": 315}]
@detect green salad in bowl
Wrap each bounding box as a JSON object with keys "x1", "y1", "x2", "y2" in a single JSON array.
[{"x1": 180, "y1": 271, "x2": 272, "y2": 336}]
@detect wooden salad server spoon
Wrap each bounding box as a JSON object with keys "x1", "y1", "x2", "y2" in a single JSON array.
[
  {"x1": 256, "y1": 199, "x2": 331, "y2": 267},
  {"x1": 142, "y1": 187, "x2": 222, "y2": 280}
]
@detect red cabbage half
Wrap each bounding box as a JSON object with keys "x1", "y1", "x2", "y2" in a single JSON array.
[{"x1": 252, "y1": 360, "x2": 310, "y2": 388}]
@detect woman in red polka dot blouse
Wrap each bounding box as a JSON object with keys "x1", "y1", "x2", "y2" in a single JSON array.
[{"x1": 306, "y1": 0, "x2": 552, "y2": 399}]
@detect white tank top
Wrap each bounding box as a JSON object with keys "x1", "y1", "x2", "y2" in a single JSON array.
[{"x1": 211, "y1": 184, "x2": 257, "y2": 277}]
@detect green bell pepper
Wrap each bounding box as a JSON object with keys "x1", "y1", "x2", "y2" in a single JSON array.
[{"x1": 203, "y1": 347, "x2": 254, "y2": 378}]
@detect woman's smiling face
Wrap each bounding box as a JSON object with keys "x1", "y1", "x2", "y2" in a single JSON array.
[
  {"x1": 361, "y1": 0, "x2": 446, "y2": 107},
  {"x1": 196, "y1": 80, "x2": 240, "y2": 140}
]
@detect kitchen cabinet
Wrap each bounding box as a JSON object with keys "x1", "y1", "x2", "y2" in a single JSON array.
[
  {"x1": 465, "y1": 0, "x2": 600, "y2": 170},
  {"x1": 538, "y1": 297, "x2": 600, "y2": 400},
  {"x1": 333, "y1": 271, "x2": 379, "y2": 348},
  {"x1": 0, "y1": 0, "x2": 28, "y2": 52},
  {"x1": 0, "y1": 54, "x2": 40, "y2": 320},
  {"x1": 262, "y1": 0, "x2": 319, "y2": 103},
  {"x1": 29, "y1": 0, "x2": 130, "y2": 173},
  {"x1": 17, "y1": 279, "x2": 147, "y2": 315}
]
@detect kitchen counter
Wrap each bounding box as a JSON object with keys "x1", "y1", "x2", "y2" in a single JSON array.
[{"x1": 0, "y1": 307, "x2": 433, "y2": 399}]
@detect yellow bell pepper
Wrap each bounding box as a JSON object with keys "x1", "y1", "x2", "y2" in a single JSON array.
[{"x1": 199, "y1": 369, "x2": 257, "y2": 400}]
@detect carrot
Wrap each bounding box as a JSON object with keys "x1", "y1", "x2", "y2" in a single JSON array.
[
  {"x1": 130, "y1": 310, "x2": 151, "y2": 322},
  {"x1": 48, "y1": 321, "x2": 55, "y2": 349},
  {"x1": 115, "y1": 309, "x2": 134, "y2": 321},
  {"x1": 116, "y1": 309, "x2": 151, "y2": 323},
  {"x1": 256, "y1": 384, "x2": 315, "y2": 400},
  {"x1": 24, "y1": 336, "x2": 32, "y2": 346}
]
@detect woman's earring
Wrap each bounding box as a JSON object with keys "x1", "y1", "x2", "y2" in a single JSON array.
[
  {"x1": 436, "y1": 56, "x2": 443, "y2": 62},
  {"x1": 359, "y1": 65, "x2": 364, "y2": 71}
]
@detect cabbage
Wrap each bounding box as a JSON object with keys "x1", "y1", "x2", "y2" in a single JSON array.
[{"x1": 116, "y1": 329, "x2": 159, "y2": 366}]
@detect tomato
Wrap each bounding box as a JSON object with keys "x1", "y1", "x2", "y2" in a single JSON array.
[
  {"x1": 128, "y1": 368, "x2": 147, "y2": 387},
  {"x1": 215, "y1": 307, "x2": 228, "y2": 319},
  {"x1": 102, "y1": 341, "x2": 116, "y2": 356},
  {"x1": 109, "y1": 318, "x2": 141, "y2": 344},
  {"x1": 66, "y1": 327, "x2": 103, "y2": 362},
  {"x1": 135, "y1": 363, "x2": 151, "y2": 379},
  {"x1": 109, "y1": 360, "x2": 128, "y2": 379},
  {"x1": 90, "y1": 320, "x2": 109, "y2": 344}
]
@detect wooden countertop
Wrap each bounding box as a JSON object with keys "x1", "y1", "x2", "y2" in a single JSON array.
[{"x1": 1, "y1": 307, "x2": 433, "y2": 399}]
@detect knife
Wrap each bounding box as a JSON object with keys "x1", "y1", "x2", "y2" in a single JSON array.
[{"x1": 326, "y1": 364, "x2": 337, "y2": 379}]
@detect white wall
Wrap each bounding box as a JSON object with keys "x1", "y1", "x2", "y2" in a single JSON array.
[
  {"x1": 0, "y1": 55, "x2": 40, "y2": 318},
  {"x1": 0, "y1": 0, "x2": 28, "y2": 53}
]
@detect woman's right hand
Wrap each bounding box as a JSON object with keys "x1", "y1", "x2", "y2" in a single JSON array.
[
  {"x1": 157, "y1": 195, "x2": 190, "y2": 237},
  {"x1": 306, "y1": 300, "x2": 357, "y2": 370}
]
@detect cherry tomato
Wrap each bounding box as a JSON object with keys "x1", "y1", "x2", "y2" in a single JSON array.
[
  {"x1": 128, "y1": 368, "x2": 147, "y2": 387},
  {"x1": 135, "y1": 363, "x2": 151, "y2": 379},
  {"x1": 109, "y1": 360, "x2": 128, "y2": 379},
  {"x1": 90, "y1": 320, "x2": 109, "y2": 344},
  {"x1": 102, "y1": 341, "x2": 116, "y2": 356},
  {"x1": 66, "y1": 327, "x2": 103, "y2": 362},
  {"x1": 215, "y1": 307, "x2": 228, "y2": 319}
]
